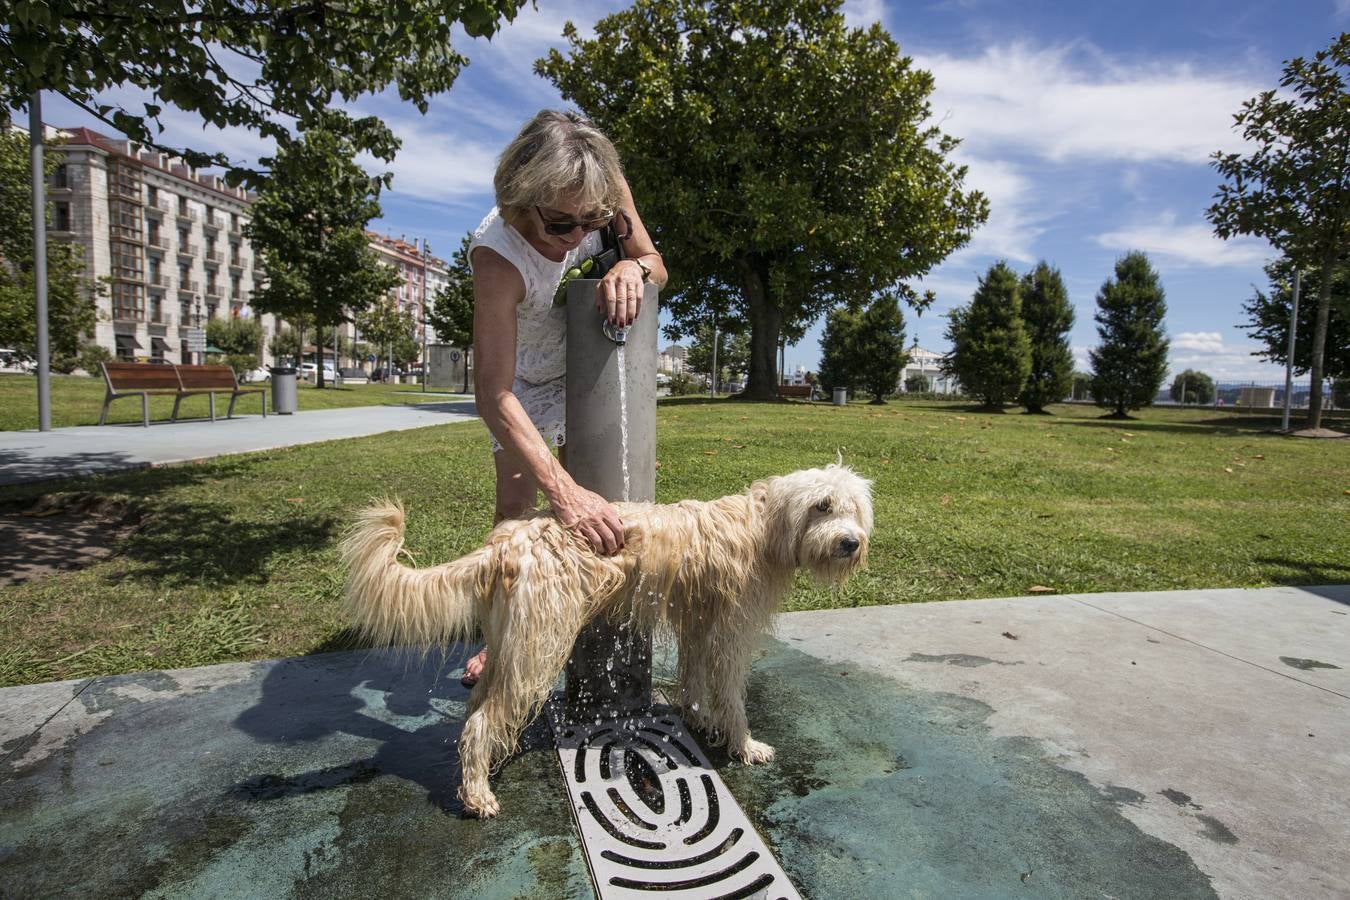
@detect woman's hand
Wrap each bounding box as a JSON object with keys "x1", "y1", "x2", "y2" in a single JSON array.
[
  {"x1": 595, "y1": 258, "x2": 646, "y2": 328},
  {"x1": 551, "y1": 481, "x2": 626, "y2": 555}
]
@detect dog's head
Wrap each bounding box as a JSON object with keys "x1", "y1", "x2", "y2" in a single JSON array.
[{"x1": 755, "y1": 463, "x2": 873, "y2": 582}]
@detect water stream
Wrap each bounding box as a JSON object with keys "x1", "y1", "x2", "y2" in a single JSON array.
[{"x1": 616, "y1": 344, "x2": 630, "y2": 501}]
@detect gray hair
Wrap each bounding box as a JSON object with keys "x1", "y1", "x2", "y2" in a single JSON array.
[{"x1": 493, "y1": 110, "x2": 625, "y2": 217}]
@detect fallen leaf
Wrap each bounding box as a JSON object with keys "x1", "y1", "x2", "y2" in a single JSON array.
[
  {"x1": 1036, "y1": 513, "x2": 1053, "y2": 519},
  {"x1": 286, "y1": 497, "x2": 305, "y2": 503},
  {"x1": 1123, "y1": 432, "x2": 1135, "y2": 437},
  {"x1": 732, "y1": 444, "x2": 745, "y2": 450},
  {"x1": 655, "y1": 460, "x2": 662, "y2": 469},
  {"x1": 1028, "y1": 585, "x2": 1056, "y2": 593},
  {"x1": 940, "y1": 495, "x2": 951, "y2": 506},
  {"x1": 703, "y1": 450, "x2": 719, "y2": 457},
  {"x1": 1002, "y1": 631, "x2": 1019, "y2": 640},
  {"x1": 1251, "y1": 454, "x2": 1265, "y2": 460},
  {"x1": 1224, "y1": 467, "x2": 1233, "y2": 473}
]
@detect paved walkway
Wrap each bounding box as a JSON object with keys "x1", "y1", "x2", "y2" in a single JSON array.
[
  {"x1": 0, "y1": 398, "x2": 480, "y2": 486},
  {"x1": 1, "y1": 585, "x2": 1345, "y2": 898}
]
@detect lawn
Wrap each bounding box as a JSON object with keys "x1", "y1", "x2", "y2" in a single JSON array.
[
  {"x1": 0, "y1": 399, "x2": 1346, "y2": 687},
  {"x1": 0, "y1": 372, "x2": 463, "y2": 430}
]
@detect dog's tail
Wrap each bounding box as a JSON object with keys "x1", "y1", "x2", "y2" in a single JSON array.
[{"x1": 341, "y1": 499, "x2": 488, "y2": 650}]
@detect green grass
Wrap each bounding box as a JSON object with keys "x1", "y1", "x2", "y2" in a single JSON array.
[
  {"x1": 0, "y1": 399, "x2": 1346, "y2": 687},
  {"x1": 0, "y1": 373, "x2": 462, "y2": 430}
]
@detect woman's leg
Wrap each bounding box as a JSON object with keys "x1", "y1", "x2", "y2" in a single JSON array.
[{"x1": 464, "y1": 449, "x2": 543, "y2": 686}]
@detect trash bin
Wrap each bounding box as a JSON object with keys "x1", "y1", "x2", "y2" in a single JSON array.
[
  {"x1": 270, "y1": 366, "x2": 297, "y2": 415},
  {"x1": 832, "y1": 387, "x2": 848, "y2": 406}
]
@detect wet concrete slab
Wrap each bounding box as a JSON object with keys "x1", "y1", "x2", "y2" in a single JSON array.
[{"x1": 1, "y1": 586, "x2": 1346, "y2": 898}]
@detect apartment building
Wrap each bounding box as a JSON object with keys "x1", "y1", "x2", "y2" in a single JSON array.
[
  {"x1": 364, "y1": 233, "x2": 449, "y2": 351},
  {"x1": 48, "y1": 126, "x2": 271, "y2": 364}
]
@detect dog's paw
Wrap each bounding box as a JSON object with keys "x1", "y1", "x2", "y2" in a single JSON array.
[
  {"x1": 735, "y1": 738, "x2": 776, "y2": 764},
  {"x1": 458, "y1": 784, "x2": 501, "y2": 819}
]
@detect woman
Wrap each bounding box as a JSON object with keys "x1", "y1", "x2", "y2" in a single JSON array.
[{"x1": 462, "y1": 110, "x2": 668, "y2": 686}]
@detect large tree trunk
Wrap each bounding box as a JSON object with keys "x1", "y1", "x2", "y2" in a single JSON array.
[
  {"x1": 1305, "y1": 249, "x2": 1337, "y2": 430},
  {"x1": 738, "y1": 256, "x2": 781, "y2": 401}
]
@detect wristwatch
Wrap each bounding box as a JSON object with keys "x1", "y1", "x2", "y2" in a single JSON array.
[{"x1": 629, "y1": 256, "x2": 653, "y2": 282}]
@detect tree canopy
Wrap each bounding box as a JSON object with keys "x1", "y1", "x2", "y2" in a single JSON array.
[
  {"x1": 942, "y1": 261, "x2": 1031, "y2": 407},
  {"x1": 852, "y1": 292, "x2": 908, "y2": 404},
  {"x1": 1089, "y1": 252, "x2": 1169, "y2": 417},
  {"x1": 1208, "y1": 33, "x2": 1350, "y2": 429},
  {"x1": 1018, "y1": 261, "x2": 1075, "y2": 413},
  {"x1": 0, "y1": 131, "x2": 98, "y2": 369},
  {"x1": 426, "y1": 233, "x2": 475, "y2": 392},
  {"x1": 1170, "y1": 369, "x2": 1216, "y2": 405},
  {"x1": 245, "y1": 126, "x2": 399, "y2": 387},
  {"x1": 537, "y1": 0, "x2": 987, "y2": 399},
  {"x1": 817, "y1": 305, "x2": 862, "y2": 398},
  {"x1": 1241, "y1": 256, "x2": 1349, "y2": 381},
  {"x1": 3, "y1": 0, "x2": 525, "y2": 189}
]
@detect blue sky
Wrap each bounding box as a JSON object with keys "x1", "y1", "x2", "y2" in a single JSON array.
[{"x1": 42, "y1": 0, "x2": 1350, "y2": 381}]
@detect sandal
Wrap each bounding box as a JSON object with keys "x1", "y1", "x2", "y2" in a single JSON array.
[{"x1": 460, "y1": 647, "x2": 488, "y2": 688}]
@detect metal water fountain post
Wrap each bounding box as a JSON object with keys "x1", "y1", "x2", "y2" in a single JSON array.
[{"x1": 562, "y1": 279, "x2": 660, "y2": 722}]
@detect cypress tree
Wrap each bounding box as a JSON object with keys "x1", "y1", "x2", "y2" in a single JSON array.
[
  {"x1": 1018, "y1": 262, "x2": 1075, "y2": 413},
  {"x1": 942, "y1": 261, "x2": 1031, "y2": 407},
  {"x1": 1089, "y1": 252, "x2": 1169, "y2": 417},
  {"x1": 855, "y1": 292, "x2": 909, "y2": 404}
]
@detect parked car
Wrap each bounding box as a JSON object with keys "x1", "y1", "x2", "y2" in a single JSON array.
[
  {"x1": 300, "y1": 363, "x2": 337, "y2": 382},
  {"x1": 243, "y1": 366, "x2": 271, "y2": 383},
  {"x1": 0, "y1": 348, "x2": 35, "y2": 374}
]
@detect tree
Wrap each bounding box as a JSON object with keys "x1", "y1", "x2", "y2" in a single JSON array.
[
  {"x1": 687, "y1": 322, "x2": 749, "y2": 389},
  {"x1": 942, "y1": 261, "x2": 1031, "y2": 408},
  {"x1": 268, "y1": 327, "x2": 300, "y2": 365},
  {"x1": 1170, "y1": 369, "x2": 1216, "y2": 405},
  {"x1": 905, "y1": 373, "x2": 930, "y2": 393},
  {"x1": 245, "y1": 126, "x2": 400, "y2": 387},
  {"x1": 1208, "y1": 34, "x2": 1350, "y2": 430},
  {"x1": 853, "y1": 292, "x2": 908, "y2": 404},
  {"x1": 1018, "y1": 261, "x2": 1075, "y2": 413},
  {"x1": 0, "y1": 131, "x2": 99, "y2": 368},
  {"x1": 1070, "y1": 371, "x2": 1092, "y2": 401},
  {"x1": 1240, "y1": 256, "x2": 1349, "y2": 382},
  {"x1": 1089, "y1": 252, "x2": 1169, "y2": 417},
  {"x1": 425, "y1": 233, "x2": 475, "y2": 393},
  {"x1": 206, "y1": 315, "x2": 262, "y2": 378},
  {"x1": 3, "y1": 1, "x2": 524, "y2": 189},
  {"x1": 537, "y1": 0, "x2": 987, "y2": 400},
  {"x1": 818, "y1": 305, "x2": 863, "y2": 397},
  {"x1": 357, "y1": 298, "x2": 416, "y2": 378}
]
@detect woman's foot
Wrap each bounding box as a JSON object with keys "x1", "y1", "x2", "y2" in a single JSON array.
[{"x1": 461, "y1": 647, "x2": 488, "y2": 688}]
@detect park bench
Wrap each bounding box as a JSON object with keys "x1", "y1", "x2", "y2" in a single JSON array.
[
  {"x1": 174, "y1": 364, "x2": 267, "y2": 422},
  {"x1": 778, "y1": 384, "x2": 820, "y2": 400},
  {"x1": 99, "y1": 362, "x2": 266, "y2": 426}
]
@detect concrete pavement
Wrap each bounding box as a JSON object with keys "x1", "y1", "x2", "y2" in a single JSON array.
[
  {"x1": 0, "y1": 398, "x2": 479, "y2": 486},
  {"x1": 1, "y1": 585, "x2": 1346, "y2": 898}
]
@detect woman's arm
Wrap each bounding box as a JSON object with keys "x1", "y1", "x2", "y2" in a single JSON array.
[
  {"x1": 472, "y1": 246, "x2": 626, "y2": 555},
  {"x1": 596, "y1": 177, "x2": 668, "y2": 328}
]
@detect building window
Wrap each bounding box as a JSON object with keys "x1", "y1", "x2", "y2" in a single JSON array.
[
  {"x1": 53, "y1": 202, "x2": 71, "y2": 232},
  {"x1": 52, "y1": 164, "x2": 69, "y2": 189},
  {"x1": 111, "y1": 281, "x2": 145, "y2": 321}
]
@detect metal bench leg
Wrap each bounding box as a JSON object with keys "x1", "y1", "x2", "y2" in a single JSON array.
[
  {"x1": 141, "y1": 394, "x2": 149, "y2": 427},
  {"x1": 99, "y1": 392, "x2": 112, "y2": 426},
  {"x1": 262, "y1": 392, "x2": 267, "y2": 418},
  {"x1": 227, "y1": 392, "x2": 238, "y2": 419},
  {"x1": 172, "y1": 394, "x2": 183, "y2": 422}
]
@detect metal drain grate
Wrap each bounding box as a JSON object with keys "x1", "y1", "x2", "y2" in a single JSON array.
[{"x1": 546, "y1": 697, "x2": 800, "y2": 900}]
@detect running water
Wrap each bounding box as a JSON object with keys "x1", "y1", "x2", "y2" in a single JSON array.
[{"x1": 616, "y1": 344, "x2": 631, "y2": 501}]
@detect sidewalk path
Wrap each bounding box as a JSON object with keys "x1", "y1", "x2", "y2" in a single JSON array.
[
  {"x1": 1, "y1": 585, "x2": 1345, "y2": 897},
  {"x1": 0, "y1": 399, "x2": 479, "y2": 486}
]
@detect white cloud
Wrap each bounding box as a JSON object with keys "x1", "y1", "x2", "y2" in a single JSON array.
[
  {"x1": 1172, "y1": 331, "x2": 1226, "y2": 353},
  {"x1": 916, "y1": 42, "x2": 1264, "y2": 165},
  {"x1": 364, "y1": 114, "x2": 500, "y2": 204},
  {"x1": 842, "y1": 0, "x2": 887, "y2": 27},
  {"x1": 1166, "y1": 331, "x2": 1284, "y2": 380},
  {"x1": 949, "y1": 153, "x2": 1045, "y2": 262},
  {"x1": 1094, "y1": 212, "x2": 1270, "y2": 268}
]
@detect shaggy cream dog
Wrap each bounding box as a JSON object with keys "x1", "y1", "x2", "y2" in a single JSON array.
[{"x1": 341, "y1": 464, "x2": 873, "y2": 818}]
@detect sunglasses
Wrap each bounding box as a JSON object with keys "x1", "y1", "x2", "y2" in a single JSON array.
[{"x1": 534, "y1": 206, "x2": 618, "y2": 236}]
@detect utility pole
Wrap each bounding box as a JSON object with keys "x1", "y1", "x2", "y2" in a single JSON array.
[
  {"x1": 1282, "y1": 270, "x2": 1301, "y2": 433},
  {"x1": 421, "y1": 238, "x2": 429, "y2": 393},
  {"x1": 709, "y1": 314, "x2": 719, "y2": 399},
  {"x1": 30, "y1": 92, "x2": 51, "y2": 431}
]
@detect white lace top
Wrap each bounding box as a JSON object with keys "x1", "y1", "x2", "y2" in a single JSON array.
[{"x1": 468, "y1": 208, "x2": 602, "y2": 385}]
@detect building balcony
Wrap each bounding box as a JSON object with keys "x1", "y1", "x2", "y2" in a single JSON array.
[
  {"x1": 204, "y1": 250, "x2": 225, "y2": 266},
  {"x1": 146, "y1": 235, "x2": 172, "y2": 253},
  {"x1": 177, "y1": 242, "x2": 199, "y2": 258},
  {"x1": 176, "y1": 207, "x2": 199, "y2": 222},
  {"x1": 204, "y1": 286, "x2": 223, "y2": 300},
  {"x1": 230, "y1": 219, "x2": 243, "y2": 235},
  {"x1": 178, "y1": 280, "x2": 199, "y2": 296},
  {"x1": 147, "y1": 310, "x2": 175, "y2": 328},
  {"x1": 202, "y1": 215, "x2": 224, "y2": 232},
  {"x1": 144, "y1": 201, "x2": 164, "y2": 219},
  {"x1": 147, "y1": 273, "x2": 172, "y2": 290},
  {"x1": 109, "y1": 182, "x2": 141, "y2": 202},
  {"x1": 229, "y1": 256, "x2": 245, "y2": 271}
]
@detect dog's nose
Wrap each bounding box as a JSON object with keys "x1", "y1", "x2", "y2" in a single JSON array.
[{"x1": 839, "y1": 537, "x2": 860, "y2": 555}]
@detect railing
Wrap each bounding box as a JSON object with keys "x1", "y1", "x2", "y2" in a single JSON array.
[
  {"x1": 178, "y1": 242, "x2": 199, "y2": 257},
  {"x1": 204, "y1": 250, "x2": 225, "y2": 265},
  {"x1": 202, "y1": 214, "x2": 225, "y2": 231},
  {"x1": 204, "y1": 286, "x2": 223, "y2": 300},
  {"x1": 176, "y1": 207, "x2": 199, "y2": 221},
  {"x1": 148, "y1": 309, "x2": 175, "y2": 326},
  {"x1": 178, "y1": 280, "x2": 199, "y2": 294},
  {"x1": 147, "y1": 273, "x2": 172, "y2": 288},
  {"x1": 146, "y1": 235, "x2": 172, "y2": 251},
  {"x1": 229, "y1": 256, "x2": 245, "y2": 269}
]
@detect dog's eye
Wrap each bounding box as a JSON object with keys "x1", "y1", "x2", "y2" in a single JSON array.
[{"x1": 815, "y1": 499, "x2": 832, "y2": 513}]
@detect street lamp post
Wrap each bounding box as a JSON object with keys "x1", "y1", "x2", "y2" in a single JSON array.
[
  {"x1": 421, "y1": 238, "x2": 429, "y2": 393},
  {"x1": 193, "y1": 297, "x2": 203, "y2": 365}
]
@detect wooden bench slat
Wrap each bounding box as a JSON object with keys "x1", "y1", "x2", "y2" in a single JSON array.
[{"x1": 99, "y1": 361, "x2": 268, "y2": 425}]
